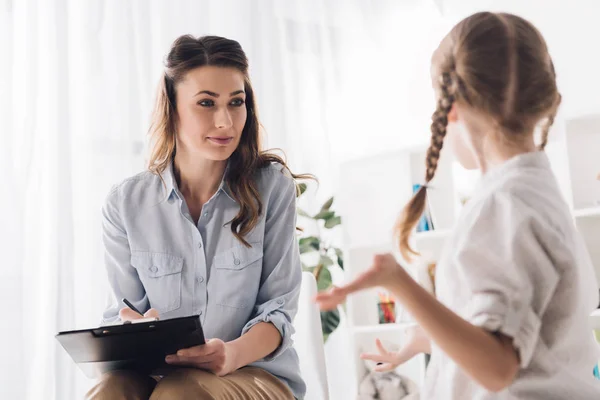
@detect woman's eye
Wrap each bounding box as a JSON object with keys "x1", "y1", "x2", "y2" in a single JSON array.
[
  {"x1": 198, "y1": 99, "x2": 214, "y2": 107},
  {"x1": 230, "y1": 98, "x2": 245, "y2": 107}
]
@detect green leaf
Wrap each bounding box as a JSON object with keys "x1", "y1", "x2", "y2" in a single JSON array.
[
  {"x1": 320, "y1": 197, "x2": 334, "y2": 211},
  {"x1": 319, "y1": 255, "x2": 334, "y2": 268},
  {"x1": 300, "y1": 245, "x2": 316, "y2": 254},
  {"x1": 302, "y1": 264, "x2": 315, "y2": 273},
  {"x1": 313, "y1": 210, "x2": 335, "y2": 220},
  {"x1": 297, "y1": 208, "x2": 311, "y2": 218},
  {"x1": 317, "y1": 266, "x2": 332, "y2": 291},
  {"x1": 320, "y1": 309, "x2": 340, "y2": 336},
  {"x1": 297, "y1": 183, "x2": 307, "y2": 197},
  {"x1": 299, "y1": 236, "x2": 320, "y2": 254},
  {"x1": 334, "y1": 248, "x2": 344, "y2": 270},
  {"x1": 324, "y1": 216, "x2": 342, "y2": 229}
]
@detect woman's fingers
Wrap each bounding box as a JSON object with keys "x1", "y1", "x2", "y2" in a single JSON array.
[
  {"x1": 144, "y1": 308, "x2": 159, "y2": 319},
  {"x1": 119, "y1": 307, "x2": 142, "y2": 321},
  {"x1": 165, "y1": 354, "x2": 212, "y2": 368}
]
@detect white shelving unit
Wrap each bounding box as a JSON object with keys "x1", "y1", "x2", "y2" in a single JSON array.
[
  {"x1": 351, "y1": 322, "x2": 414, "y2": 334},
  {"x1": 591, "y1": 310, "x2": 600, "y2": 331},
  {"x1": 337, "y1": 113, "x2": 600, "y2": 396},
  {"x1": 337, "y1": 144, "x2": 456, "y2": 395}
]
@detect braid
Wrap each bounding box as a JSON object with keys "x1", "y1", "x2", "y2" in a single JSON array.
[
  {"x1": 396, "y1": 72, "x2": 455, "y2": 261},
  {"x1": 426, "y1": 73, "x2": 454, "y2": 182}
]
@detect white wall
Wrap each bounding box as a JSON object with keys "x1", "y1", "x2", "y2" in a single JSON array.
[
  {"x1": 441, "y1": 0, "x2": 600, "y2": 120},
  {"x1": 326, "y1": 0, "x2": 600, "y2": 175}
]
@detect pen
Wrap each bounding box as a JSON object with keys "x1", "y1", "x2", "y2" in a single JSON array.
[{"x1": 122, "y1": 298, "x2": 144, "y2": 317}]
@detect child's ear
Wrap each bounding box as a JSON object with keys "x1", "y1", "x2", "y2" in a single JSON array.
[{"x1": 447, "y1": 103, "x2": 458, "y2": 123}]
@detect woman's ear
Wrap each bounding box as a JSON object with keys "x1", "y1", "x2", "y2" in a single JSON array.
[{"x1": 447, "y1": 103, "x2": 459, "y2": 123}]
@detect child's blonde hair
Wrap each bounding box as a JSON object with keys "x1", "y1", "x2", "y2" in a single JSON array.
[{"x1": 396, "y1": 12, "x2": 561, "y2": 260}]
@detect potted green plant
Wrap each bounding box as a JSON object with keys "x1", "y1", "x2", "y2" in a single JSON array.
[{"x1": 296, "y1": 183, "x2": 344, "y2": 342}]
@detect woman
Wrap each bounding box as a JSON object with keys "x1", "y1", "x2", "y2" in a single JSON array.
[{"x1": 87, "y1": 35, "x2": 306, "y2": 400}]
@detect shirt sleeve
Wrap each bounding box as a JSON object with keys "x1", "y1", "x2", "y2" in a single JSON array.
[
  {"x1": 241, "y1": 174, "x2": 302, "y2": 361},
  {"x1": 101, "y1": 186, "x2": 149, "y2": 324},
  {"x1": 454, "y1": 193, "x2": 559, "y2": 368}
]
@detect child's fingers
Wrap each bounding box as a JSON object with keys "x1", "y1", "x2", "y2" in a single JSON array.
[
  {"x1": 360, "y1": 353, "x2": 390, "y2": 363},
  {"x1": 314, "y1": 294, "x2": 342, "y2": 310},
  {"x1": 374, "y1": 363, "x2": 397, "y2": 373},
  {"x1": 344, "y1": 272, "x2": 377, "y2": 293},
  {"x1": 375, "y1": 338, "x2": 389, "y2": 355}
]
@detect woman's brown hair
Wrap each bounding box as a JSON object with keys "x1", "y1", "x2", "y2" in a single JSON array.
[
  {"x1": 396, "y1": 12, "x2": 562, "y2": 260},
  {"x1": 148, "y1": 35, "x2": 311, "y2": 246}
]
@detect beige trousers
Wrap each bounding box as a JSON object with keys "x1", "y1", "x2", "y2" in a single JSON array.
[{"x1": 85, "y1": 367, "x2": 295, "y2": 400}]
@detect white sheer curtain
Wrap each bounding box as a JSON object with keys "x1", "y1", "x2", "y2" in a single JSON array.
[
  {"x1": 0, "y1": 0, "x2": 340, "y2": 398},
  {"x1": 1, "y1": 0, "x2": 446, "y2": 398}
]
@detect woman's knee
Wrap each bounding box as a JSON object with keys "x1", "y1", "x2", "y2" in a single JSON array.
[
  {"x1": 151, "y1": 369, "x2": 218, "y2": 399},
  {"x1": 85, "y1": 370, "x2": 156, "y2": 400}
]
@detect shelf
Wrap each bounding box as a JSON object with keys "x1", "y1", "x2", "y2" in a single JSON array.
[
  {"x1": 351, "y1": 323, "x2": 413, "y2": 334},
  {"x1": 415, "y1": 229, "x2": 452, "y2": 240},
  {"x1": 573, "y1": 206, "x2": 600, "y2": 218}
]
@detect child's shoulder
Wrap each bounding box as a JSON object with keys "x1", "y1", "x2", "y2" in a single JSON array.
[{"x1": 463, "y1": 172, "x2": 568, "y2": 242}]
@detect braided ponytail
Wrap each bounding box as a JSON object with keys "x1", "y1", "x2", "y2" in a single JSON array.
[{"x1": 395, "y1": 72, "x2": 455, "y2": 261}]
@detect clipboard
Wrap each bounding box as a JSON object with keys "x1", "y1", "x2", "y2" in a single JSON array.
[{"x1": 55, "y1": 315, "x2": 205, "y2": 378}]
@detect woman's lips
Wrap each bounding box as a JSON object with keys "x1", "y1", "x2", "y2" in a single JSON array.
[{"x1": 207, "y1": 137, "x2": 233, "y2": 145}]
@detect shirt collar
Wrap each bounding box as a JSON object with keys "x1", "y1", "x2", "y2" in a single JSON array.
[
  {"x1": 476, "y1": 150, "x2": 550, "y2": 192},
  {"x1": 161, "y1": 160, "x2": 236, "y2": 203}
]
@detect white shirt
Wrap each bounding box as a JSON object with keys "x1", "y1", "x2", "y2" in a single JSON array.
[{"x1": 423, "y1": 152, "x2": 600, "y2": 399}]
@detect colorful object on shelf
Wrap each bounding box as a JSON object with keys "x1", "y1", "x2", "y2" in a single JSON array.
[
  {"x1": 378, "y1": 292, "x2": 396, "y2": 324},
  {"x1": 594, "y1": 330, "x2": 600, "y2": 380},
  {"x1": 412, "y1": 184, "x2": 434, "y2": 232}
]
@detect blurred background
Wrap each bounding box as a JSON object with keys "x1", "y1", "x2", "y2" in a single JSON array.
[{"x1": 2, "y1": 0, "x2": 600, "y2": 399}]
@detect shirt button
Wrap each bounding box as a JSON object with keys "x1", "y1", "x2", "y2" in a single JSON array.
[
  {"x1": 234, "y1": 259, "x2": 241, "y2": 266},
  {"x1": 198, "y1": 242, "x2": 202, "y2": 249},
  {"x1": 203, "y1": 212, "x2": 209, "y2": 218},
  {"x1": 197, "y1": 276, "x2": 204, "y2": 283},
  {"x1": 277, "y1": 299, "x2": 284, "y2": 305},
  {"x1": 199, "y1": 310, "x2": 203, "y2": 316},
  {"x1": 150, "y1": 266, "x2": 158, "y2": 273}
]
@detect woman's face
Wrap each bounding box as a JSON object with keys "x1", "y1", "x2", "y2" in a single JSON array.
[{"x1": 175, "y1": 66, "x2": 248, "y2": 161}]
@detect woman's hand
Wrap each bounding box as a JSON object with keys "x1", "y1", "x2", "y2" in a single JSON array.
[
  {"x1": 361, "y1": 325, "x2": 430, "y2": 372},
  {"x1": 315, "y1": 253, "x2": 408, "y2": 310},
  {"x1": 165, "y1": 339, "x2": 237, "y2": 377},
  {"x1": 118, "y1": 307, "x2": 159, "y2": 321}
]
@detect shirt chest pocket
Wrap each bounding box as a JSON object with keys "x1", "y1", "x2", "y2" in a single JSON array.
[
  {"x1": 131, "y1": 252, "x2": 184, "y2": 314},
  {"x1": 212, "y1": 243, "x2": 263, "y2": 309}
]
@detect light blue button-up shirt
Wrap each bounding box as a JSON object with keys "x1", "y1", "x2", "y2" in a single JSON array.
[{"x1": 101, "y1": 162, "x2": 305, "y2": 398}]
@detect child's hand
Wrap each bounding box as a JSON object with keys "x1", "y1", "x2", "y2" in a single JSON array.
[
  {"x1": 361, "y1": 326, "x2": 429, "y2": 372},
  {"x1": 315, "y1": 253, "x2": 407, "y2": 310},
  {"x1": 360, "y1": 338, "x2": 405, "y2": 372}
]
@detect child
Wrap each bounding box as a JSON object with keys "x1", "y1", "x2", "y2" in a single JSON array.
[{"x1": 317, "y1": 12, "x2": 600, "y2": 399}]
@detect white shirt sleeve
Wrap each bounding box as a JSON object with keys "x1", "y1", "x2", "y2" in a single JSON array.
[{"x1": 452, "y1": 192, "x2": 560, "y2": 368}]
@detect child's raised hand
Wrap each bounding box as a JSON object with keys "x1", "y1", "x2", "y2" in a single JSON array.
[{"x1": 315, "y1": 253, "x2": 406, "y2": 310}]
